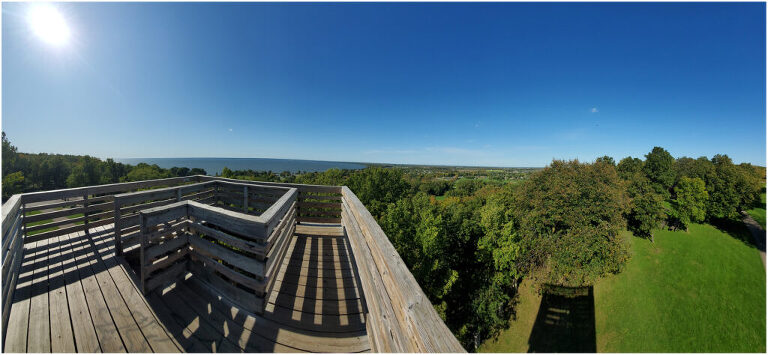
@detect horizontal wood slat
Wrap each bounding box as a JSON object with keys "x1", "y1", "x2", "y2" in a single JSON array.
[{"x1": 137, "y1": 184, "x2": 297, "y2": 315}]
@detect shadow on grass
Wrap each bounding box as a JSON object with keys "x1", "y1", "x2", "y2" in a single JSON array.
[
  {"x1": 710, "y1": 217, "x2": 759, "y2": 249},
  {"x1": 527, "y1": 284, "x2": 596, "y2": 353}
]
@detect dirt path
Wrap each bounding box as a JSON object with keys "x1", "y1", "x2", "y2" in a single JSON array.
[{"x1": 741, "y1": 211, "x2": 766, "y2": 268}]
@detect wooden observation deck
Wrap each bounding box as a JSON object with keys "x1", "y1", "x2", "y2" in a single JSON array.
[{"x1": 1, "y1": 176, "x2": 464, "y2": 353}]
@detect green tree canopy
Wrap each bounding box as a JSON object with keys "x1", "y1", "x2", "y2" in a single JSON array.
[
  {"x1": 671, "y1": 177, "x2": 708, "y2": 230},
  {"x1": 643, "y1": 146, "x2": 675, "y2": 194},
  {"x1": 511, "y1": 160, "x2": 630, "y2": 287},
  {"x1": 595, "y1": 155, "x2": 616, "y2": 166},
  {"x1": 447, "y1": 178, "x2": 485, "y2": 197},
  {"x1": 347, "y1": 167, "x2": 410, "y2": 218},
  {"x1": 617, "y1": 156, "x2": 643, "y2": 180},
  {"x1": 625, "y1": 173, "x2": 666, "y2": 241}
]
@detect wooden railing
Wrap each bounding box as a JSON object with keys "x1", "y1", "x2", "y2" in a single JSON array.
[
  {"x1": 19, "y1": 176, "x2": 200, "y2": 244},
  {"x1": 1, "y1": 176, "x2": 200, "y2": 336},
  {"x1": 114, "y1": 181, "x2": 217, "y2": 255},
  {"x1": 1, "y1": 175, "x2": 464, "y2": 352},
  {"x1": 341, "y1": 187, "x2": 465, "y2": 352},
  {"x1": 1, "y1": 195, "x2": 23, "y2": 336},
  {"x1": 138, "y1": 187, "x2": 297, "y2": 314},
  {"x1": 197, "y1": 176, "x2": 343, "y2": 224}
]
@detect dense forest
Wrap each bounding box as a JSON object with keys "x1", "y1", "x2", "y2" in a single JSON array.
[
  {"x1": 1, "y1": 132, "x2": 206, "y2": 200},
  {"x1": 2, "y1": 132, "x2": 764, "y2": 350}
]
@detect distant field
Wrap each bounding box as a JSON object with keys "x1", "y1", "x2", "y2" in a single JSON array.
[{"x1": 480, "y1": 224, "x2": 766, "y2": 353}]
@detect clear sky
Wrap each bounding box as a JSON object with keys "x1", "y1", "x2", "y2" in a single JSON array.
[{"x1": 2, "y1": 2, "x2": 765, "y2": 167}]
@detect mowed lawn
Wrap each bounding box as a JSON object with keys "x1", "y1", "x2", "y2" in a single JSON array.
[
  {"x1": 480, "y1": 224, "x2": 766, "y2": 353},
  {"x1": 746, "y1": 193, "x2": 766, "y2": 229}
]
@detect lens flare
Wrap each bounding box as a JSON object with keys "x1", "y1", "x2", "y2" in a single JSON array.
[{"x1": 27, "y1": 5, "x2": 70, "y2": 47}]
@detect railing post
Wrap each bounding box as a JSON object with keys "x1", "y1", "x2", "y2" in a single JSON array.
[
  {"x1": 177, "y1": 188, "x2": 182, "y2": 202},
  {"x1": 139, "y1": 213, "x2": 146, "y2": 294},
  {"x1": 114, "y1": 197, "x2": 122, "y2": 256},
  {"x1": 83, "y1": 193, "x2": 89, "y2": 236},
  {"x1": 20, "y1": 203, "x2": 26, "y2": 240},
  {"x1": 215, "y1": 182, "x2": 220, "y2": 207},
  {"x1": 243, "y1": 186, "x2": 248, "y2": 213}
]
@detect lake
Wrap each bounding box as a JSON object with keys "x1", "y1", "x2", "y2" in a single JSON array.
[{"x1": 115, "y1": 158, "x2": 368, "y2": 175}]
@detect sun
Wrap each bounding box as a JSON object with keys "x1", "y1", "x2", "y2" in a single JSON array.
[{"x1": 27, "y1": 4, "x2": 70, "y2": 47}]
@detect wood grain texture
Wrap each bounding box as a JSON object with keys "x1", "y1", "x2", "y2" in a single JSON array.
[{"x1": 342, "y1": 187, "x2": 465, "y2": 352}]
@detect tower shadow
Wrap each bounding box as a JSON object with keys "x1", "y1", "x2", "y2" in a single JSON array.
[{"x1": 527, "y1": 284, "x2": 596, "y2": 353}]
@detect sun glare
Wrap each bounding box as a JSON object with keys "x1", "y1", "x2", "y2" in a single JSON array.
[{"x1": 27, "y1": 5, "x2": 70, "y2": 47}]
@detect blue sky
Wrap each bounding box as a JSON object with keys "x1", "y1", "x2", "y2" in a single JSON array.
[{"x1": 2, "y1": 2, "x2": 765, "y2": 167}]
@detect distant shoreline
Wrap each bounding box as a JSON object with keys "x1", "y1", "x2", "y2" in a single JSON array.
[{"x1": 115, "y1": 156, "x2": 544, "y2": 174}]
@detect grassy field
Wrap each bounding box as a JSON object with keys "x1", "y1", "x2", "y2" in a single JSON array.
[
  {"x1": 25, "y1": 217, "x2": 56, "y2": 235},
  {"x1": 480, "y1": 224, "x2": 766, "y2": 353},
  {"x1": 746, "y1": 193, "x2": 766, "y2": 229}
]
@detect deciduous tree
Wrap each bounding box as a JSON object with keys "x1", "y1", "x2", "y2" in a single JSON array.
[
  {"x1": 670, "y1": 177, "x2": 708, "y2": 230},
  {"x1": 643, "y1": 146, "x2": 675, "y2": 194}
]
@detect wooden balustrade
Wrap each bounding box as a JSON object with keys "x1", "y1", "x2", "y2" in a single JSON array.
[
  {"x1": 197, "y1": 176, "x2": 343, "y2": 224},
  {"x1": 18, "y1": 176, "x2": 200, "y2": 244},
  {"x1": 0, "y1": 175, "x2": 464, "y2": 352},
  {"x1": 113, "y1": 181, "x2": 217, "y2": 255},
  {"x1": 1, "y1": 195, "x2": 23, "y2": 337},
  {"x1": 137, "y1": 188, "x2": 297, "y2": 314}
]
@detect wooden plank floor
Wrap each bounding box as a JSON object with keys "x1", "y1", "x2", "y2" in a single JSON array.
[{"x1": 3, "y1": 223, "x2": 371, "y2": 353}]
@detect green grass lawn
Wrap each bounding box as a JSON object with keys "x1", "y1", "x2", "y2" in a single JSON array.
[
  {"x1": 746, "y1": 193, "x2": 766, "y2": 230},
  {"x1": 478, "y1": 278, "x2": 542, "y2": 352},
  {"x1": 480, "y1": 224, "x2": 766, "y2": 353},
  {"x1": 25, "y1": 217, "x2": 56, "y2": 236}
]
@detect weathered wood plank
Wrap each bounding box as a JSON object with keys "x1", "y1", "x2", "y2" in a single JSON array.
[
  {"x1": 189, "y1": 234, "x2": 264, "y2": 278},
  {"x1": 24, "y1": 206, "x2": 85, "y2": 223},
  {"x1": 189, "y1": 250, "x2": 265, "y2": 292},
  {"x1": 145, "y1": 220, "x2": 189, "y2": 243},
  {"x1": 115, "y1": 181, "x2": 214, "y2": 207},
  {"x1": 188, "y1": 259, "x2": 264, "y2": 313},
  {"x1": 144, "y1": 234, "x2": 189, "y2": 262},
  {"x1": 25, "y1": 215, "x2": 86, "y2": 233},
  {"x1": 141, "y1": 203, "x2": 188, "y2": 227},
  {"x1": 341, "y1": 199, "x2": 403, "y2": 352},
  {"x1": 2, "y1": 209, "x2": 23, "y2": 261},
  {"x1": 47, "y1": 234, "x2": 78, "y2": 353},
  {"x1": 4, "y1": 240, "x2": 33, "y2": 352},
  {"x1": 62, "y1": 230, "x2": 127, "y2": 352},
  {"x1": 298, "y1": 209, "x2": 342, "y2": 217},
  {"x1": 343, "y1": 187, "x2": 465, "y2": 352},
  {"x1": 265, "y1": 218, "x2": 296, "y2": 279},
  {"x1": 87, "y1": 225, "x2": 182, "y2": 352},
  {"x1": 183, "y1": 279, "x2": 364, "y2": 353},
  {"x1": 144, "y1": 259, "x2": 188, "y2": 294},
  {"x1": 1, "y1": 195, "x2": 22, "y2": 238},
  {"x1": 1, "y1": 228, "x2": 24, "y2": 341},
  {"x1": 187, "y1": 201, "x2": 268, "y2": 240},
  {"x1": 188, "y1": 221, "x2": 266, "y2": 256},
  {"x1": 146, "y1": 288, "x2": 224, "y2": 352},
  {"x1": 172, "y1": 280, "x2": 303, "y2": 352},
  {"x1": 56, "y1": 231, "x2": 102, "y2": 352},
  {"x1": 84, "y1": 228, "x2": 155, "y2": 352},
  {"x1": 144, "y1": 248, "x2": 190, "y2": 275},
  {"x1": 26, "y1": 236, "x2": 51, "y2": 353},
  {"x1": 154, "y1": 281, "x2": 245, "y2": 352},
  {"x1": 21, "y1": 176, "x2": 199, "y2": 204},
  {"x1": 298, "y1": 216, "x2": 342, "y2": 224}
]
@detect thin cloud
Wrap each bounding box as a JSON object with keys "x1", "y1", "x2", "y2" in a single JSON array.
[
  {"x1": 591, "y1": 107, "x2": 599, "y2": 113},
  {"x1": 228, "y1": 128, "x2": 233, "y2": 132}
]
